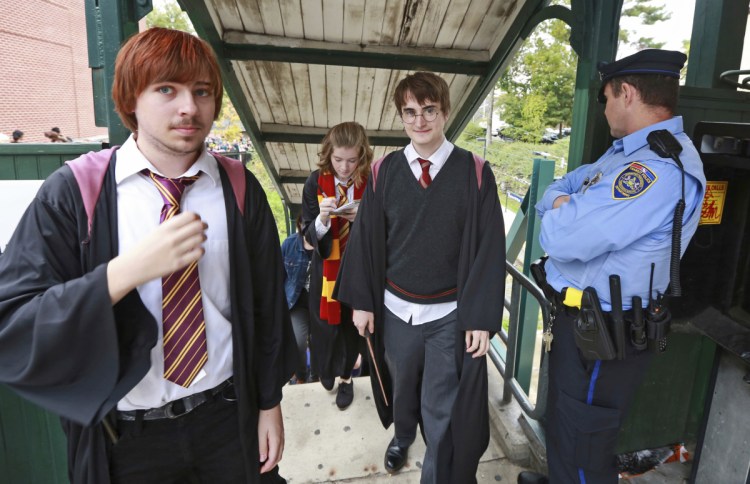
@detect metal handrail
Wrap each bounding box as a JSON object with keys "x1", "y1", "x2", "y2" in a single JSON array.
[
  {"x1": 719, "y1": 69, "x2": 750, "y2": 89},
  {"x1": 489, "y1": 259, "x2": 553, "y2": 420}
]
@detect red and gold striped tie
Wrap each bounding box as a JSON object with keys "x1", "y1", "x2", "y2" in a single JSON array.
[
  {"x1": 337, "y1": 179, "x2": 354, "y2": 251},
  {"x1": 146, "y1": 170, "x2": 207, "y2": 387},
  {"x1": 418, "y1": 158, "x2": 432, "y2": 188}
]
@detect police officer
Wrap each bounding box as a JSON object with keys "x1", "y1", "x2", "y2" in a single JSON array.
[{"x1": 518, "y1": 49, "x2": 706, "y2": 484}]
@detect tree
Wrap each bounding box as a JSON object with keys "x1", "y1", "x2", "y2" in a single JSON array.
[
  {"x1": 145, "y1": 1, "x2": 195, "y2": 33},
  {"x1": 497, "y1": 16, "x2": 576, "y2": 138},
  {"x1": 497, "y1": 0, "x2": 674, "y2": 137},
  {"x1": 619, "y1": 0, "x2": 670, "y2": 50}
]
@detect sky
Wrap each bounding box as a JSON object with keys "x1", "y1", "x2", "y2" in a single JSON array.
[{"x1": 618, "y1": 0, "x2": 696, "y2": 57}]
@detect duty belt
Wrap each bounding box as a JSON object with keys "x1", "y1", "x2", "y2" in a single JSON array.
[
  {"x1": 550, "y1": 286, "x2": 583, "y2": 315},
  {"x1": 117, "y1": 378, "x2": 234, "y2": 421}
]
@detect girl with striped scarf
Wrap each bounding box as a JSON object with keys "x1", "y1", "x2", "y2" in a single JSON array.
[{"x1": 301, "y1": 122, "x2": 373, "y2": 410}]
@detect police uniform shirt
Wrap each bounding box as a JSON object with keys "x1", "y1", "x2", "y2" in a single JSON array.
[{"x1": 535, "y1": 116, "x2": 706, "y2": 311}]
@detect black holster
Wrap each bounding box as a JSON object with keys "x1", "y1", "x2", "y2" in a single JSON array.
[
  {"x1": 575, "y1": 287, "x2": 617, "y2": 361},
  {"x1": 531, "y1": 257, "x2": 556, "y2": 301}
]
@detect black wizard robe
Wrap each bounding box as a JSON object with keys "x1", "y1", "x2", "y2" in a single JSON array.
[
  {"x1": 334, "y1": 147, "x2": 506, "y2": 483},
  {"x1": 301, "y1": 170, "x2": 361, "y2": 380},
  {"x1": 0, "y1": 151, "x2": 296, "y2": 483}
]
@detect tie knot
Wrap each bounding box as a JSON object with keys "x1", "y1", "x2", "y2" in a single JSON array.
[
  {"x1": 145, "y1": 169, "x2": 200, "y2": 203},
  {"x1": 417, "y1": 158, "x2": 432, "y2": 188}
]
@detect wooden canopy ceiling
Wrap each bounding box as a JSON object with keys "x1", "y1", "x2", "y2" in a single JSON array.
[{"x1": 179, "y1": 0, "x2": 544, "y2": 208}]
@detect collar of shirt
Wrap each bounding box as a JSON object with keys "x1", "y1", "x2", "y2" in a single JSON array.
[
  {"x1": 334, "y1": 175, "x2": 349, "y2": 186},
  {"x1": 333, "y1": 175, "x2": 355, "y2": 202},
  {"x1": 620, "y1": 116, "x2": 684, "y2": 156},
  {"x1": 115, "y1": 135, "x2": 221, "y2": 186},
  {"x1": 404, "y1": 137, "x2": 454, "y2": 171}
]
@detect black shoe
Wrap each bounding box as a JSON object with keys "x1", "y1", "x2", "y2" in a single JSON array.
[
  {"x1": 384, "y1": 437, "x2": 409, "y2": 474},
  {"x1": 517, "y1": 471, "x2": 549, "y2": 484},
  {"x1": 320, "y1": 376, "x2": 334, "y2": 391},
  {"x1": 335, "y1": 380, "x2": 354, "y2": 409}
]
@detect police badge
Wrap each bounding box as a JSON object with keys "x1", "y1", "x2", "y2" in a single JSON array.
[{"x1": 612, "y1": 162, "x2": 657, "y2": 200}]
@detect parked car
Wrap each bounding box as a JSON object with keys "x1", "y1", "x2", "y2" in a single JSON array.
[{"x1": 541, "y1": 132, "x2": 558, "y2": 144}]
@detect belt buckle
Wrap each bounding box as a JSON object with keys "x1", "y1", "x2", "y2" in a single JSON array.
[{"x1": 163, "y1": 399, "x2": 189, "y2": 419}]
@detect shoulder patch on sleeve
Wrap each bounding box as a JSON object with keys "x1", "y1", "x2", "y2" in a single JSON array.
[{"x1": 612, "y1": 162, "x2": 658, "y2": 200}]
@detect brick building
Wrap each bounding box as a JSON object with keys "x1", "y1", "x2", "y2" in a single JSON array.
[{"x1": 0, "y1": 0, "x2": 106, "y2": 143}]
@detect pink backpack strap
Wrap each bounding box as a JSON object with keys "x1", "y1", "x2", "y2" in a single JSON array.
[
  {"x1": 371, "y1": 155, "x2": 386, "y2": 192},
  {"x1": 213, "y1": 154, "x2": 246, "y2": 216},
  {"x1": 472, "y1": 152, "x2": 485, "y2": 190},
  {"x1": 65, "y1": 147, "x2": 118, "y2": 236}
]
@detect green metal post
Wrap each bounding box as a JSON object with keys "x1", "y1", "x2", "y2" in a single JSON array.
[
  {"x1": 686, "y1": 0, "x2": 748, "y2": 89},
  {"x1": 85, "y1": 0, "x2": 152, "y2": 146},
  {"x1": 514, "y1": 158, "x2": 555, "y2": 392},
  {"x1": 566, "y1": 0, "x2": 623, "y2": 170},
  {"x1": 505, "y1": 194, "x2": 530, "y2": 262}
]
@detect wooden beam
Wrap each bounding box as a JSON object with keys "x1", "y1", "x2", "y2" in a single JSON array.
[
  {"x1": 261, "y1": 124, "x2": 410, "y2": 146},
  {"x1": 179, "y1": 0, "x2": 288, "y2": 201},
  {"x1": 222, "y1": 31, "x2": 489, "y2": 75}
]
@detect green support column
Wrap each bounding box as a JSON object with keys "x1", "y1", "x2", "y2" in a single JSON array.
[
  {"x1": 566, "y1": 0, "x2": 623, "y2": 170},
  {"x1": 686, "y1": 0, "x2": 748, "y2": 89},
  {"x1": 85, "y1": 0, "x2": 152, "y2": 146},
  {"x1": 514, "y1": 158, "x2": 555, "y2": 392}
]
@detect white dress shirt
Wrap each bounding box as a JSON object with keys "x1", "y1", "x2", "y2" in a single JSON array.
[
  {"x1": 384, "y1": 138, "x2": 458, "y2": 326},
  {"x1": 115, "y1": 136, "x2": 233, "y2": 410}
]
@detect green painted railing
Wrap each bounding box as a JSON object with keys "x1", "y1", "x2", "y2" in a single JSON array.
[{"x1": 0, "y1": 143, "x2": 104, "y2": 180}]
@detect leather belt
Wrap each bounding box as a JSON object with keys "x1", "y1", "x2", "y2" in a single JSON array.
[{"x1": 117, "y1": 379, "x2": 233, "y2": 421}]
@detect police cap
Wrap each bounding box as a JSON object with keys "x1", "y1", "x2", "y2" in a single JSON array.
[{"x1": 597, "y1": 49, "x2": 687, "y2": 103}]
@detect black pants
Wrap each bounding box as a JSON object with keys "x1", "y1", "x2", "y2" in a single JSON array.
[
  {"x1": 383, "y1": 307, "x2": 459, "y2": 484},
  {"x1": 290, "y1": 289, "x2": 311, "y2": 379},
  {"x1": 110, "y1": 396, "x2": 285, "y2": 484},
  {"x1": 544, "y1": 309, "x2": 654, "y2": 484}
]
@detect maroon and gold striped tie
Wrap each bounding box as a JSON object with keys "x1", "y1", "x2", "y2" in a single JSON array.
[
  {"x1": 337, "y1": 179, "x2": 354, "y2": 251},
  {"x1": 146, "y1": 170, "x2": 207, "y2": 387},
  {"x1": 418, "y1": 158, "x2": 432, "y2": 188}
]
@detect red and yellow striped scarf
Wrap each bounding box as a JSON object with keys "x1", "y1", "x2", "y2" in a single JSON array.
[{"x1": 317, "y1": 172, "x2": 365, "y2": 325}]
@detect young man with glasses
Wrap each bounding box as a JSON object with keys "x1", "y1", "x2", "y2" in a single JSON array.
[{"x1": 335, "y1": 71, "x2": 506, "y2": 483}]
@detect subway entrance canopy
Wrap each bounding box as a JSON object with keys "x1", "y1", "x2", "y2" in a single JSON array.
[{"x1": 87, "y1": 0, "x2": 627, "y2": 215}]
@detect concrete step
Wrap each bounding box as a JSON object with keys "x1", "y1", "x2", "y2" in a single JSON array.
[{"x1": 278, "y1": 373, "x2": 531, "y2": 483}]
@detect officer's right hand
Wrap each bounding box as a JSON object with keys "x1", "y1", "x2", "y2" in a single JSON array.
[
  {"x1": 353, "y1": 310, "x2": 374, "y2": 337},
  {"x1": 107, "y1": 212, "x2": 207, "y2": 304}
]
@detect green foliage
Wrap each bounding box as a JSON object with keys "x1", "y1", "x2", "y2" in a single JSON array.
[
  {"x1": 622, "y1": 0, "x2": 670, "y2": 25},
  {"x1": 145, "y1": 0, "x2": 195, "y2": 32},
  {"x1": 460, "y1": 122, "x2": 486, "y2": 142},
  {"x1": 455, "y1": 136, "x2": 570, "y2": 200},
  {"x1": 213, "y1": 95, "x2": 244, "y2": 143},
  {"x1": 520, "y1": 94, "x2": 547, "y2": 142},
  {"x1": 619, "y1": 0, "x2": 671, "y2": 49},
  {"x1": 246, "y1": 157, "x2": 288, "y2": 240},
  {"x1": 498, "y1": 17, "x2": 576, "y2": 135}
]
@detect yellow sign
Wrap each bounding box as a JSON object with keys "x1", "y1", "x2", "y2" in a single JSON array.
[{"x1": 700, "y1": 181, "x2": 728, "y2": 225}]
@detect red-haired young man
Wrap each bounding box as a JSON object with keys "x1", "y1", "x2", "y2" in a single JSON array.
[{"x1": 0, "y1": 28, "x2": 294, "y2": 483}]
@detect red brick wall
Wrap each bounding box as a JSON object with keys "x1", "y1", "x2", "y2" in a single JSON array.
[{"x1": 0, "y1": 0, "x2": 107, "y2": 143}]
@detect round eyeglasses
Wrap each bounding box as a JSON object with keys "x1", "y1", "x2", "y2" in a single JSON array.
[{"x1": 400, "y1": 107, "x2": 440, "y2": 124}]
